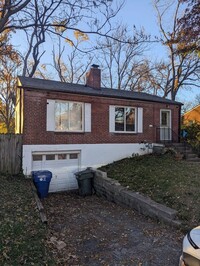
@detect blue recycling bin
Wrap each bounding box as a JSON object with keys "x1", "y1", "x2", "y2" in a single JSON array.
[{"x1": 32, "y1": 170, "x2": 52, "y2": 198}]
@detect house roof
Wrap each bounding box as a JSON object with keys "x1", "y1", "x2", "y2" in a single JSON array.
[
  {"x1": 182, "y1": 104, "x2": 200, "y2": 116},
  {"x1": 18, "y1": 76, "x2": 182, "y2": 106}
]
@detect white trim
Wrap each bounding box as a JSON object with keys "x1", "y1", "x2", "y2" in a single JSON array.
[
  {"x1": 160, "y1": 109, "x2": 172, "y2": 141},
  {"x1": 137, "y1": 107, "x2": 143, "y2": 133},
  {"x1": 47, "y1": 99, "x2": 91, "y2": 133},
  {"x1": 32, "y1": 150, "x2": 80, "y2": 155},
  {"x1": 109, "y1": 105, "x2": 115, "y2": 132},
  {"x1": 55, "y1": 100, "x2": 84, "y2": 132},
  {"x1": 160, "y1": 109, "x2": 172, "y2": 127},
  {"x1": 110, "y1": 105, "x2": 137, "y2": 133},
  {"x1": 84, "y1": 103, "x2": 91, "y2": 132},
  {"x1": 46, "y1": 99, "x2": 55, "y2": 131}
]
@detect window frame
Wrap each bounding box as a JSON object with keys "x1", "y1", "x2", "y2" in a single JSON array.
[
  {"x1": 160, "y1": 109, "x2": 171, "y2": 128},
  {"x1": 32, "y1": 151, "x2": 80, "y2": 163},
  {"x1": 114, "y1": 106, "x2": 137, "y2": 134},
  {"x1": 54, "y1": 100, "x2": 84, "y2": 133}
]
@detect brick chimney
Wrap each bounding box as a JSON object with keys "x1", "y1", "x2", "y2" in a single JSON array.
[{"x1": 86, "y1": 64, "x2": 101, "y2": 89}]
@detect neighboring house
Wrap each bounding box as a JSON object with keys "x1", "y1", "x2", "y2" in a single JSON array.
[
  {"x1": 15, "y1": 65, "x2": 182, "y2": 192},
  {"x1": 182, "y1": 104, "x2": 200, "y2": 125}
]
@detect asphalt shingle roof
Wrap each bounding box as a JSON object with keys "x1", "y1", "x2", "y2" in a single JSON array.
[{"x1": 18, "y1": 76, "x2": 182, "y2": 105}]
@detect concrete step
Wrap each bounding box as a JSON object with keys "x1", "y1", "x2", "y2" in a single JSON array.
[
  {"x1": 186, "y1": 158, "x2": 200, "y2": 162},
  {"x1": 172, "y1": 142, "x2": 187, "y2": 147},
  {"x1": 176, "y1": 147, "x2": 192, "y2": 152},
  {"x1": 186, "y1": 153, "x2": 199, "y2": 159},
  {"x1": 166, "y1": 142, "x2": 200, "y2": 162},
  {"x1": 173, "y1": 144, "x2": 190, "y2": 149}
]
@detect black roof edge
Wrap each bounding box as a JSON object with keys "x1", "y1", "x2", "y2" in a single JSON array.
[{"x1": 17, "y1": 76, "x2": 183, "y2": 106}]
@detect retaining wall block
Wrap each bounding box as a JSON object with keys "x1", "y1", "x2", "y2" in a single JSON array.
[{"x1": 93, "y1": 169, "x2": 181, "y2": 227}]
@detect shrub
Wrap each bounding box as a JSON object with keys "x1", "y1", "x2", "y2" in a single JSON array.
[{"x1": 182, "y1": 122, "x2": 200, "y2": 156}]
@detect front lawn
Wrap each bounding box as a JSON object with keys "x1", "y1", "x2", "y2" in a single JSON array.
[
  {"x1": 100, "y1": 153, "x2": 200, "y2": 230},
  {"x1": 0, "y1": 174, "x2": 53, "y2": 265}
]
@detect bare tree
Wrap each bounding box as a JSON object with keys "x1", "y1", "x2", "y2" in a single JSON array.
[
  {"x1": 195, "y1": 94, "x2": 200, "y2": 105},
  {"x1": 178, "y1": 0, "x2": 200, "y2": 53},
  {"x1": 127, "y1": 60, "x2": 163, "y2": 95},
  {"x1": 51, "y1": 35, "x2": 94, "y2": 83},
  {"x1": 1, "y1": 0, "x2": 125, "y2": 77},
  {"x1": 0, "y1": 0, "x2": 124, "y2": 37},
  {"x1": 34, "y1": 32, "x2": 94, "y2": 83},
  {"x1": 96, "y1": 25, "x2": 148, "y2": 90},
  {"x1": 0, "y1": 50, "x2": 21, "y2": 132},
  {"x1": 0, "y1": 0, "x2": 127, "y2": 133},
  {"x1": 0, "y1": 0, "x2": 31, "y2": 33},
  {"x1": 151, "y1": 0, "x2": 200, "y2": 100}
]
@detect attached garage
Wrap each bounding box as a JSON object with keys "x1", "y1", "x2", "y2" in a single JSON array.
[{"x1": 32, "y1": 151, "x2": 80, "y2": 192}]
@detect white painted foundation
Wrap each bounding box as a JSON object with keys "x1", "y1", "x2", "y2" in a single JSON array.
[{"x1": 23, "y1": 143, "x2": 152, "y2": 176}]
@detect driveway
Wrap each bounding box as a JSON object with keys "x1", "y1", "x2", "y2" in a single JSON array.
[{"x1": 43, "y1": 192, "x2": 183, "y2": 266}]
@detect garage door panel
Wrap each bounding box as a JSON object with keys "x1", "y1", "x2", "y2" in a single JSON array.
[
  {"x1": 50, "y1": 176, "x2": 78, "y2": 190},
  {"x1": 32, "y1": 161, "x2": 43, "y2": 170},
  {"x1": 32, "y1": 151, "x2": 80, "y2": 192},
  {"x1": 49, "y1": 176, "x2": 78, "y2": 192}
]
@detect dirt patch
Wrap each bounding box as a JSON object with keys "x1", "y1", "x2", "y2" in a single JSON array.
[
  {"x1": 43, "y1": 192, "x2": 183, "y2": 265},
  {"x1": 0, "y1": 175, "x2": 52, "y2": 265}
]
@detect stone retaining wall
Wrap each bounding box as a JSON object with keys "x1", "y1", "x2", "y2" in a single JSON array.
[{"x1": 93, "y1": 169, "x2": 181, "y2": 227}]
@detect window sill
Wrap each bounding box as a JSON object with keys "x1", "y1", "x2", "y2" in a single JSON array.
[
  {"x1": 53, "y1": 131, "x2": 85, "y2": 134},
  {"x1": 110, "y1": 131, "x2": 138, "y2": 134}
]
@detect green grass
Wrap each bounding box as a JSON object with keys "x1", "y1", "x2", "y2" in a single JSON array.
[
  {"x1": 100, "y1": 153, "x2": 200, "y2": 230},
  {"x1": 0, "y1": 173, "x2": 53, "y2": 265}
]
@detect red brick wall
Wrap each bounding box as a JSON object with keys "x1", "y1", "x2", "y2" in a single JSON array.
[
  {"x1": 86, "y1": 67, "x2": 101, "y2": 89},
  {"x1": 22, "y1": 89, "x2": 181, "y2": 145}
]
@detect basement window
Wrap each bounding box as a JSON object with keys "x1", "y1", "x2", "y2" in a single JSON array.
[
  {"x1": 58, "y1": 154, "x2": 67, "y2": 160},
  {"x1": 32, "y1": 155, "x2": 43, "y2": 161},
  {"x1": 69, "y1": 153, "x2": 78, "y2": 159},
  {"x1": 46, "y1": 154, "x2": 55, "y2": 160}
]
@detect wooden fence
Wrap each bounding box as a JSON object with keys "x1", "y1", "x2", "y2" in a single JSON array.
[{"x1": 0, "y1": 134, "x2": 23, "y2": 175}]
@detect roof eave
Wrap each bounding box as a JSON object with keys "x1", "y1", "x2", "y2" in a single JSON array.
[{"x1": 18, "y1": 84, "x2": 182, "y2": 106}]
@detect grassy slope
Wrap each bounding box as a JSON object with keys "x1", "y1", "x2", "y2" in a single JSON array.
[
  {"x1": 100, "y1": 154, "x2": 200, "y2": 229},
  {"x1": 0, "y1": 174, "x2": 53, "y2": 265}
]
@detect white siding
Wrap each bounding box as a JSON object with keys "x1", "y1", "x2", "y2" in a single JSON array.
[{"x1": 23, "y1": 143, "x2": 151, "y2": 176}]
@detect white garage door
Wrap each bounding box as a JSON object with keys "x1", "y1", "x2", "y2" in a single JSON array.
[{"x1": 32, "y1": 151, "x2": 80, "y2": 192}]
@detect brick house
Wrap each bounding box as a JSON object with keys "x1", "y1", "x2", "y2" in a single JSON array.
[{"x1": 15, "y1": 65, "x2": 182, "y2": 192}]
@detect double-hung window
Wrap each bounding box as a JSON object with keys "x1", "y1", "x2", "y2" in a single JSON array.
[
  {"x1": 47, "y1": 99, "x2": 91, "y2": 132},
  {"x1": 115, "y1": 107, "x2": 136, "y2": 132},
  {"x1": 109, "y1": 105, "x2": 143, "y2": 133},
  {"x1": 55, "y1": 101, "x2": 83, "y2": 132}
]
